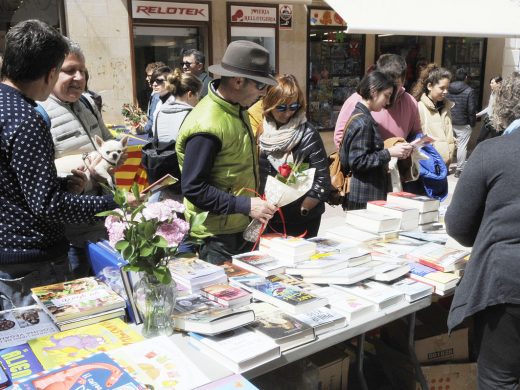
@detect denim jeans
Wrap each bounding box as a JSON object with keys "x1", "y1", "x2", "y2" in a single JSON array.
[{"x1": 0, "y1": 255, "x2": 70, "y2": 310}]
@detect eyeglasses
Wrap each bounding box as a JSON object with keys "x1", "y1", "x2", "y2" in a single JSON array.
[
  {"x1": 275, "y1": 103, "x2": 301, "y2": 112},
  {"x1": 152, "y1": 78, "x2": 165, "y2": 85},
  {"x1": 181, "y1": 61, "x2": 198, "y2": 67}
]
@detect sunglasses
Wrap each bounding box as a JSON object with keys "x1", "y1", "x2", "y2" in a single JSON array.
[
  {"x1": 275, "y1": 103, "x2": 301, "y2": 112},
  {"x1": 181, "y1": 61, "x2": 198, "y2": 67},
  {"x1": 152, "y1": 78, "x2": 165, "y2": 85},
  {"x1": 250, "y1": 80, "x2": 267, "y2": 91}
]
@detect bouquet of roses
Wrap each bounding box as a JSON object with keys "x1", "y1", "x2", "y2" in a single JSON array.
[
  {"x1": 243, "y1": 158, "x2": 315, "y2": 242},
  {"x1": 121, "y1": 103, "x2": 147, "y2": 134}
]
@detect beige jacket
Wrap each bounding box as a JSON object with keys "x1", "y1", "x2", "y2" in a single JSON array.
[{"x1": 418, "y1": 94, "x2": 455, "y2": 166}]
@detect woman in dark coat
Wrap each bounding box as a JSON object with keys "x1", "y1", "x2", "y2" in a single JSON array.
[
  {"x1": 340, "y1": 71, "x2": 412, "y2": 210},
  {"x1": 258, "y1": 74, "x2": 330, "y2": 237}
]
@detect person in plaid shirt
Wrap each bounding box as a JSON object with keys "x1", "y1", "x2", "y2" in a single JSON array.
[{"x1": 340, "y1": 71, "x2": 413, "y2": 210}]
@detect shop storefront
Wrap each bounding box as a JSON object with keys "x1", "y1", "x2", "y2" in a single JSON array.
[
  {"x1": 131, "y1": 1, "x2": 211, "y2": 109},
  {"x1": 307, "y1": 8, "x2": 365, "y2": 131}
]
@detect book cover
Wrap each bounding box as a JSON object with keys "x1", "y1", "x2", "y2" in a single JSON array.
[
  {"x1": 193, "y1": 373, "x2": 259, "y2": 390},
  {"x1": 221, "y1": 261, "x2": 251, "y2": 278},
  {"x1": 15, "y1": 352, "x2": 146, "y2": 389},
  {"x1": 333, "y1": 281, "x2": 404, "y2": 310},
  {"x1": 247, "y1": 302, "x2": 315, "y2": 350},
  {"x1": 168, "y1": 257, "x2": 226, "y2": 290},
  {"x1": 265, "y1": 274, "x2": 320, "y2": 292},
  {"x1": 28, "y1": 318, "x2": 144, "y2": 370},
  {"x1": 293, "y1": 307, "x2": 347, "y2": 335},
  {"x1": 232, "y1": 251, "x2": 286, "y2": 277},
  {"x1": 310, "y1": 286, "x2": 375, "y2": 322},
  {"x1": 408, "y1": 262, "x2": 460, "y2": 291},
  {"x1": 306, "y1": 236, "x2": 359, "y2": 256},
  {"x1": 31, "y1": 277, "x2": 126, "y2": 323},
  {"x1": 366, "y1": 260, "x2": 410, "y2": 282},
  {"x1": 0, "y1": 305, "x2": 58, "y2": 349},
  {"x1": 0, "y1": 344, "x2": 43, "y2": 382},
  {"x1": 407, "y1": 242, "x2": 469, "y2": 272},
  {"x1": 391, "y1": 277, "x2": 434, "y2": 302},
  {"x1": 109, "y1": 336, "x2": 210, "y2": 389},
  {"x1": 200, "y1": 284, "x2": 251, "y2": 307}
]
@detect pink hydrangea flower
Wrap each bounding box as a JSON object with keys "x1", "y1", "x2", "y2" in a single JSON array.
[
  {"x1": 162, "y1": 199, "x2": 185, "y2": 213},
  {"x1": 106, "y1": 220, "x2": 127, "y2": 247},
  {"x1": 155, "y1": 218, "x2": 190, "y2": 247},
  {"x1": 142, "y1": 202, "x2": 173, "y2": 222}
]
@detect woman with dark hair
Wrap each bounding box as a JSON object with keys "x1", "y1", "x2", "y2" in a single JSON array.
[
  {"x1": 412, "y1": 64, "x2": 454, "y2": 167},
  {"x1": 258, "y1": 74, "x2": 330, "y2": 237},
  {"x1": 340, "y1": 71, "x2": 412, "y2": 210},
  {"x1": 446, "y1": 71, "x2": 520, "y2": 389},
  {"x1": 148, "y1": 65, "x2": 172, "y2": 134},
  {"x1": 476, "y1": 75, "x2": 503, "y2": 144}
]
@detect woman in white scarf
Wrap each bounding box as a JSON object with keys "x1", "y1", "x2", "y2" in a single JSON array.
[{"x1": 258, "y1": 74, "x2": 330, "y2": 237}]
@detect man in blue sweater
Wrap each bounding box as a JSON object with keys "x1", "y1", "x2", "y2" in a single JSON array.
[{"x1": 0, "y1": 20, "x2": 118, "y2": 310}]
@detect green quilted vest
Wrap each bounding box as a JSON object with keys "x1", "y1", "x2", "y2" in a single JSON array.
[{"x1": 176, "y1": 85, "x2": 259, "y2": 238}]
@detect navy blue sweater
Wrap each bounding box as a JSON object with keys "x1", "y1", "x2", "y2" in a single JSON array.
[{"x1": 0, "y1": 83, "x2": 116, "y2": 264}]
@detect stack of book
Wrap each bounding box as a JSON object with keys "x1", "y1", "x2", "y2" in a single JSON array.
[
  {"x1": 332, "y1": 281, "x2": 405, "y2": 310},
  {"x1": 345, "y1": 209, "x2": 401, "y2": 234},
  {"x1": 408, "y1": 262, "x2": 460, "y2": 295},
  {"x1": 406, "y1": 242, "x2": 469, "y2": 272},
  {"x1": 200, "y1": 283, "x2": 252, "y2": 308},
  {"x1": 390, "y1": 277, "x2": 434, "y2": 302},
  {"x1": 232, "y1": 251, "x2": 286, "y2": 277},
  {"x1": 31, "y1": 277, "x2": 127, "y2": 331},
  {"x1": 386, "y1": 191, "x2": 440, "y2": 231},
  {"x1": 302, "y1": 264, "x2": 375, "y2": 285},
  {"x1": 365, "y1": 260, "x2": 410, "y2": 282},
  {"x1": 260, "y1": 236, "x2": 317, "y2": 265},
  {"x1": 167, "y1": 257, "x2": 227, "y2": 292},
  {"x1": 367, "y1": 200, "x2": 420, "y2": 231},
  {"x1": 325, "y1": 225, "x2": 381, "y2": 245},
  {"x1": 310, "y1": 286, "x2": 376, "y2": 323}
]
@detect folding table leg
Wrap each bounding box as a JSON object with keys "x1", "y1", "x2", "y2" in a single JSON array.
[
  {"x1": 408, "y1": 312, "x2": 428, "y2": 390},
  {"x1": 356, "y1": 333, "x2": 369, "y2": 390}
]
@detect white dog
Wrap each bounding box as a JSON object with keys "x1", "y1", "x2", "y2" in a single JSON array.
[{"x1": 55, "y1": 135, "x2": 129, "y2": 190}]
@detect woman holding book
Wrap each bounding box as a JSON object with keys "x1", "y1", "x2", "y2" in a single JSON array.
[
  {"x1": 339, "y1": 71, "x2": 412, "y2": 210},
  {"x1": 411, "y1": 64, "x2": 454, "y2": 167},
  {"x1": 445, "y1": 72, "x2": 520, "y2": 389},
  {"x1": 258, "y1": 74, "x2": 330, "y2": 237}
]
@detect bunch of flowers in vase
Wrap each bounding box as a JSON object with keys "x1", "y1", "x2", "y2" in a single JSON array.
[
  {"x1": 99, "y1": 184, "x2": 206, "y2": 337},
  {"x1": 121, "y1": 103, "x2": 147, "y2": 135}
]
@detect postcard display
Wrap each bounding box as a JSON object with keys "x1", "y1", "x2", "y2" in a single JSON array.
[{"x1": 308, "y1": 9, "x2": 364, "y2": 130}]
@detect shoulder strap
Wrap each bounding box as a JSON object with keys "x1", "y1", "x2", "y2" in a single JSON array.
[
  {"x1": 79, "y1": 95, "x2": 97, "y2": 119},
  {"x1": 153, "y1": 108, "x2": 191, "y2": 146},
  {"x1": 338, "y1": 113, "x2": 362, "y2": 149},
  {"x1": 34, "y1": 104, "x2": 51, "y2": 128}
]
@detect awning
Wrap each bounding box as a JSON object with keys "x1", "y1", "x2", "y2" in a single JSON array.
[{"x1": 325, "y1": 0, "x2": 520, "y2": 38}]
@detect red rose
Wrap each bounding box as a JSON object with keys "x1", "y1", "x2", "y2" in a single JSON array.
[{"x1": 278, "y1": 163, "x2": 292, "y2": 178}]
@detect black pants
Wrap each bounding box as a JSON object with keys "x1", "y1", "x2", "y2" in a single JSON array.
[
  {"x1": 199, "y1": 232, "x2": 254, "y2": 265},
  {"x1": 474, "y1": 304, "x2": 520, "y2": 389}
]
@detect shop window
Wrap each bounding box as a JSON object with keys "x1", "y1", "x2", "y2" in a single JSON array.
[
  {"x1": 308, "y1": 29, "x2": 365, "y2": 131},
  {"x1": 230, "y1": 26, "x2": 276, "y2": 75},
  {"x1": 376, "y1": 35, "x2": 434, "y2": 92},
  {"x1": 442, "y1": 37, "x2": 487, "y2": 107},
  {"x1": 133, "y1": 25, "x2": 207, "y2": 109}
]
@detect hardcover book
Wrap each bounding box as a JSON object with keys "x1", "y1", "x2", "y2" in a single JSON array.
[
  {"x1": 247, "y1": 302, "x2": 316, "y2": 351},
  {"x1": 15, "y1": 352, "x2": 146, "y2": 389},
  {"x1": 346, "y1": 209, "x2": 401, "y2": 233},
  {"x1": 230, "y1": 274, "x2": 328, "y2": 315},
  {"x1": 31, "y1": 277, "x2": 126, "y2": 324},
  {"x1": 232, "y1": 251, "x2": 286, "y2": 277},
  {"x1": 28, "y1": 318, "x2": 143, "y2": 370},
  {"x1": 0, "y1": 344, "x2": 43, "y2": 382},
  {"x1": 200, "y1": 284, "x2": 252, "y2": 308},
  {"x1": 188, "y1": 328, "x2": 280, "y2": 373},
  {"x1": 0, "y1": 305, "x2": 58, "y2": 349},
  {"x1": 386, "y1": 192, "x2": 440, "y2": 213},
  {"x1": 109, "y1": 336, "x2": 210, "y2": 389},
  {"x1": 173, "y1": 294, "x2": 255, "y2": 336}
]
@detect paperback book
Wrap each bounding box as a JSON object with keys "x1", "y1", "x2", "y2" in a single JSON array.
[
  {"x1": 232, "y1": 251, "x2": 286, "y2": 277},
  {"x1": 31, "y1": 277, "x2": 126, "y2": 324},
  {"x1": 28, "y1": 318, "x2": 143, "y2": 370},
  {"x1": 325, "y1": 225, "x2": 380, "y2": 244},
  {"x1": 222, "y1": 261, "x2": 251, "y2": 279},
  {"x1": 306, "y1": 236, "x2": 360, "y2": 256},
  {"x1": 188, "y1": 328, "x2": 280, "y2": 373},
  {"x1": 200, "y1": 283, "x2": 252, "y2": 308},
  {"x1": 345, "y1": 209, "x2": 401, "y2": 233},
  {"x1": 302, "y1": 265, "x2": 375, "y2": 285},
  {"x1": 15, "y1": 352, "x2": 146, "y2": 389},
  {"x1": 310, "y1": 286, "x2": 376, "y2": 322},
  {"x1": 109, "y1": 336, "x2": 210, "y2": 389},
  {"x1": 172, "y1": 294, "x2": 255, "y2": 336},
  {"x1": 366, "y1": 260, "x2": 410, "y2": 282},
  {"x1": 293, "y1": 306, "x2": 347, "y2": 335},
  {"x1": 406, "y1": 242, "x2": 469, "y2": 272},
  {"x1": 0, "y1": 344, "x2": 43, "y2": 382},
  {"x1": 168, "y1": 257, "x2": 227, "y2": 292},
  {"x1": 390, "y1": 277, "x2": 434, "y2": 302},
  {"x1": 366, "y1": 200, "x2": 420, "y2": 230},
  {"x1": 263, "y1": 237, "x2": 317, "y2": 265},
  {"x1": 386, "y1": 192, "x2": 440, "y2": 213},
  {"x1": 230, "y1": 274, "x2": 328, "y2": 315},
  {"x1": 247, "y1": 302, "x2": 316, "y2": 351},
  {"x1": 0, "y1": 305, "x2": 58, "y2": 349},
  {"x1": 408, "y1": 262, "x2": 460, "y2": 294},
  {"x1": 333, "y1": 281, "x2": 405, "y2": 310}
]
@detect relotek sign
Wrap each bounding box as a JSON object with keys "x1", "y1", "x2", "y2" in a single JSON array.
[{"x1": 132, "y1": 1, "x2": 209, "y2": 21}]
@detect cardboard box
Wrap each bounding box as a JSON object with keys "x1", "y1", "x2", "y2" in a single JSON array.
[
  {"x1": 416, "y1": 363, "x2": 477, "y2": 390},
  {"x1": 308, "y1": 347, "x2": 350, "y2": 390},
  {"x1": 415, "y1": 328, "x2": 468, "y2": 364}
]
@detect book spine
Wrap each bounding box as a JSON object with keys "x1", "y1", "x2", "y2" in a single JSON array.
[{"x1": 417, "y1": 259, "x2": 448, "y2": 272}]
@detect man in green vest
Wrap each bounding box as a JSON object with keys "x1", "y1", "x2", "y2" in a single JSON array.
[{"x1": 176, "y1": 41, "x2": 278, "y2": 265}]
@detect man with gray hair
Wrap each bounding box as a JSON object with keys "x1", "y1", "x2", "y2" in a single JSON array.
[{"x1": 182, "y1": 48, "x2": 212, "y2": 98}]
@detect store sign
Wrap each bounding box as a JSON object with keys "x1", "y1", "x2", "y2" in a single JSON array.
[
  {"x1": 309, "y1": 9, "x2": 347, "y2": 27},
  {"x1": 230, "y1": 5, "x2": 277, "y2": 24},
  {"x1": 132, "y1": 1, "x2": 209, "y2": 21},
  {"x1": 279, "y1": 4, "x2": 293, "y2": 30}
]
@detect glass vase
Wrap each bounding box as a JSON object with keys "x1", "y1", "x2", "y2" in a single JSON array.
[{"x1": 133, "y1": 273, "x2": 177, "y2": 338}]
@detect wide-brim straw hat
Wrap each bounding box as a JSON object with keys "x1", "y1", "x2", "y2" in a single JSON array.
[{"x1": 209, "y1": 40, "x2": 277, "y2": 86}]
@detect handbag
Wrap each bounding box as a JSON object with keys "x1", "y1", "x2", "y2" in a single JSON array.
[
  {"x1": 141, "y1": 111, "x2": 182, "y2": 184},
  {"x1": 327, "y1": 113, "x2": 361, "y2": 206}
]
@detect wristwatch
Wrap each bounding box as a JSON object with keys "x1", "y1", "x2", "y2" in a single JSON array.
[{"x1": 300, "y1": 208, "x2": 309, "y2": 216}]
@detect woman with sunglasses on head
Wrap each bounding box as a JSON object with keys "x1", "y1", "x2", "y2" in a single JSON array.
[
  {"x1": 340, "y1": 71, "x2": 413, "y2": 210},
  {"x1": 258, "y1": 74, "x2": 330, "y2": 237}
]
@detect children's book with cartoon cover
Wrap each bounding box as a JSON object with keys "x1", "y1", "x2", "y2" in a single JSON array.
[
  {"x1": 0, "y1": 305, "x2": 58, "y2": 349},
  {"x1": 0, "y1": 343, "x2": 43, "y2": 382},
  {"x1": 31, "y1": 277, "x2": 126, "y2": 323},
  {"x1": 109, "y1": 336, "x2": 210, "y2": 389},
  {"x1": 14, "y1": 352, "x2": 146, "y2": 389},
  {"x1": 28, "y1": 318, "x2": 143, "y2": 370}
]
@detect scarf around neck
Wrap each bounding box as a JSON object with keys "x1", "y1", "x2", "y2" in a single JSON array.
[{"x1": 259, "y1": 111, "x2": 307, "y2": 156}]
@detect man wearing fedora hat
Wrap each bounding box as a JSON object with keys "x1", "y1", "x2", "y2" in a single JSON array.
[{"x1": 176, "y1": 40, "x2": 278, "y2": 265}]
